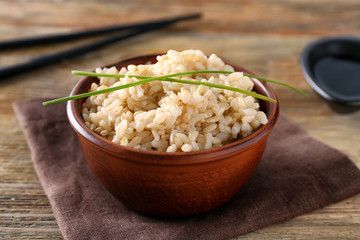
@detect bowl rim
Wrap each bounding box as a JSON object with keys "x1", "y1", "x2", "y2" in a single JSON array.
[
  {"x1": 67, "y1": 53, "x2": 279, "y2": 164},
  {"x1": 300, "y1": 35, "x2": 360, "y2": 106}
]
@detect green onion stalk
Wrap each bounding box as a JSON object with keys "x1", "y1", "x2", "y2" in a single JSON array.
[{"x1": 42, "y1": 70, "x2": 309, "y2": 106}]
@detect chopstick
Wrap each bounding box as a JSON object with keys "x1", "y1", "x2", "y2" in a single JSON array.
[
  {"x1": 0, "y1": 13, "x2": 201, "y2": 79},
  {"x1": 0, "y1": 13, "x2": 201, "y2": 49}
]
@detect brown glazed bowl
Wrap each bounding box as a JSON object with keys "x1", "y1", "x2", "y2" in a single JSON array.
[{"x1": 67, "y1": 54, "x2": 279, "y2": 217}]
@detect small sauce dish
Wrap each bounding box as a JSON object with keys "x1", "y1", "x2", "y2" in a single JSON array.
[{"x1": 301, "y1": 36, "x2": 360, "y2": 106}]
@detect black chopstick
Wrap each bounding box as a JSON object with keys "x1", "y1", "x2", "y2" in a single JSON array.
[
  {"x1": 0, "y1": 13, "x2": 201, "y2": 50},
  {"x1": 0, "y1": 13, "x2": 201, "y2": 79}
]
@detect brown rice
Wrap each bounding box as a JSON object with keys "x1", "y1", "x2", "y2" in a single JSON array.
[{"x1": 81, "y1": 50, "x2": 268, "y2": 152}]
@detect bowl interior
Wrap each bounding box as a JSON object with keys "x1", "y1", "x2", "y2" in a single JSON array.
[
  {"x1": 68, "y1": 54, "x2": 279, "y2": 160},
  {"x1": 301, "y1": 36, "x2": 360, "y2": 105}
]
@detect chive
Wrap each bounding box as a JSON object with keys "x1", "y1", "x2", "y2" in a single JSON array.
[
  {"x1": 42, "y1": 70, "x2": 276, "y2": 106},
  {"x1": 72, "y1": 70, "x2": 309, "y2": 98},
  {"x1": 71, "y1": 70, "x2": 232, "y2": 79},
  {"x1": 244, "y1": 73, "x2": 310, "y2": 97},
  {"x1": 42, "y1": 69, "x2": 309, "y2": 106},
  {"x1": 152, "y1": 77, "x2": 276, "y2": 102},
  {"x1": 71, "y1": 69, "x2": 310, "y2": 98}
]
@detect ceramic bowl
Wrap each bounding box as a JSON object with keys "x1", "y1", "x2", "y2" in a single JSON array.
[{"x1": 67, "y1": 54, "x2": 279, "y2": 217}]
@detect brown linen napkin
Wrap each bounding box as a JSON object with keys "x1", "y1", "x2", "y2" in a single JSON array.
[{"x1": 13, "y1": 98, "x2": 360, "y2": 240}]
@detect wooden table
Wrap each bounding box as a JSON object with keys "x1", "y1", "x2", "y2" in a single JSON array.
[{"x1": 1, "y1": 0, "x2": 359, "y2": 239}]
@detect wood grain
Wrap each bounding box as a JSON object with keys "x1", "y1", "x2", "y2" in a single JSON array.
[{"x1": 0, "y1": 0, "x2": 359, "y2": 239}]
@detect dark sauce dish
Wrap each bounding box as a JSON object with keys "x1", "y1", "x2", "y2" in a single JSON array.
[{"x1": 301, "y1": 36, "x2": 360, "y2": 106}]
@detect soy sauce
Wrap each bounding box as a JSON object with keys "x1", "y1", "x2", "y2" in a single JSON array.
[{"x1": 314, "y1": 57, "x2": 360, "y2": 99}]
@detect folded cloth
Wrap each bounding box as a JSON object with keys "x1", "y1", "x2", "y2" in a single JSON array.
[{"x1": 13, "y1": 98, "x2": 360, "y2": 240}]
